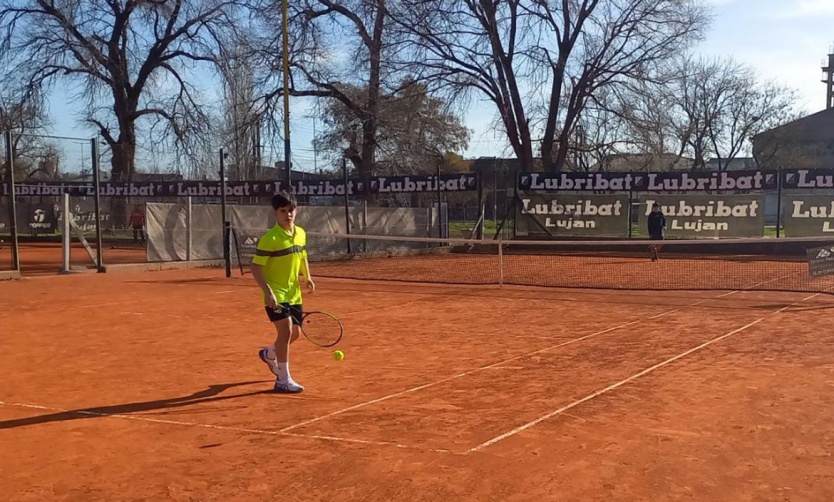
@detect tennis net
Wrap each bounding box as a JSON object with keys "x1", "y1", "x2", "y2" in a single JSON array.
[{"x1": 306, "y1": 233, "x2": 834, "y2": 294}]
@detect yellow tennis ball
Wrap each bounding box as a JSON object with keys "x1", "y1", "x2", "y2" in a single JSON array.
[{"x1": 333, "y1": 350, "x2": 345, "y2": 361}]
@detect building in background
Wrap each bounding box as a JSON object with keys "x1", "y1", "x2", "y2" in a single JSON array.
[{"x1": 752, "y1": 49, "x2": 834, "y2": 170}]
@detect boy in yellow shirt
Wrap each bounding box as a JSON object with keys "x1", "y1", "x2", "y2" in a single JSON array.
[{"x1": 251, "y1": 192, "x2": 315, "y2": 393}]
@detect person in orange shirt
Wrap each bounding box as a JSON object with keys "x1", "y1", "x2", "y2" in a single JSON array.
[{"x1": 129, "y1": 205, "x2": 146, "y2": 243}]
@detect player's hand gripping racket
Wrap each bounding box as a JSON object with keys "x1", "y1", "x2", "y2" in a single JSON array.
[{"x1": 274, "y1": 305, "x2": 344, "y2": 347}]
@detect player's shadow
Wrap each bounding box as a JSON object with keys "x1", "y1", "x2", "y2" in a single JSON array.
[{"x1": 0, "y1": 381, "x2": 273, "y2": 430}]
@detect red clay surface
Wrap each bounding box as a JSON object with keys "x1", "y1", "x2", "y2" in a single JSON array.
[
  {"x1": 0, "y1": 242, "x2": 147, "y2": 276},
  {"x1": 2, "y1": 268, "x2": 834, "y2": 501}
]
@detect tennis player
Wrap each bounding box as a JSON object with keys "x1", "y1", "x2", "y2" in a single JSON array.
[
  {"x1": 251, "y1": 191, "x2": 316, "y2": 393},
  {"x1": 647, "y1": 202, "x2": 666, "y2": 261}
]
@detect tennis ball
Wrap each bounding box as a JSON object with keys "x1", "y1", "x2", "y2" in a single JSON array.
[{"x1": 333, "y1": 350, "x2": 345, "y2": 361}]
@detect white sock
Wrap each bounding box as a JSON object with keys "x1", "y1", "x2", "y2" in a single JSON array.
[
  {"x1": 276, "y1": 362, "x2": 292, "y2": 383},
  {"x1": 265, "y1": 345, "x2": 276, "y2": 360}
]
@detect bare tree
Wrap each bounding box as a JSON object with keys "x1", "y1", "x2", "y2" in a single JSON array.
[
  {"x1": 704, "y1": 74, "x2": 799, "y2": 171},
  {"x1": 621, "y1": 56, "x2": 800, "y2": 170},
  {"x1": 0, "y1": 86, "x2": 59, "y2": 180},
  {"x1": 253, "y1": 0, "x2": 418, "y2": 176},
  {"x1": 0, "y1": 0, "x2": 245, "y2": 183},
  {"x1": 391, "y1": 0, "x2": 707, "y2": 172},
  {"x1": 218, "y1": 39, "x2": 263, "y2": 180},
  {"x1": 566, "y1": 89, "x2": 633, "y2": 171},
  {"x1": 314, "y1": 81, "x2": 470, "y2": 174}
]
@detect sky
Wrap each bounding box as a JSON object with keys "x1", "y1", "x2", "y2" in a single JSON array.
[{"x1": 42, "y1": 0, "x2": 834, "y2": 176}]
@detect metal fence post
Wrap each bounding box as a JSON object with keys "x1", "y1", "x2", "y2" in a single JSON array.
[
  {"x1": 4, "y1": 131, "x2": 20, "y2": 272},
  {"x1": 90, "y1": 139, "x2": 104, "y2": 272}
]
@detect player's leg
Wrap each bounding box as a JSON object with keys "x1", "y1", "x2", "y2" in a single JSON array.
[
  {"x1": 259, "y1": 305, "x2": 303, "y2": 392},
  {"x1": 271, "y1": 316, "x2": 304, "y2": 392},
  {"x1": 289, "y1": 304, "x2": 303, "y2": 344},
  {"x1": 649, "y1": 234, "x2": 661, "y2": 260}
]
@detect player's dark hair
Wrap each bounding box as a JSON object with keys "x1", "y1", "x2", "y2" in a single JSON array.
[
  {"x1": 271, "y1": 191, "x2": 297, "y2": 210},
  {"x1": 652, "y1": 203, "x2": 661, "y2": 209}
]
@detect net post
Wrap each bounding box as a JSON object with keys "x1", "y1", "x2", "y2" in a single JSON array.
[
  {"x1": 90, "y1": 139, "x2": 104, "y2": 272},
  {"x1": 776, "y1": 168, "x2": 783, "y2": 238},
  {"x1": 510, "y1": 168, "x2": 518, "y2": 239},
  {"x1": 497, "y1": 236, "x2": 504, "y2": 287},
  {"x1": 476, "y1": 172, "x2": 484, "y2": 239},
  {"x1": 186, "y1": 196, "x2": 193, "y2": 261},
  {"x1": 342, "y1": 158, "x2": 352, "y2": 254},
  {"x1": 3, "y1": 131, "x2": 20, "y2": 272},
  {"x1": 362, "y1": 200, "x2": 368, "y2": 233},
  {"x1": 436, "y1": 161, "x2": 442, "y2": 209},
  {"x1": 436, "y1": 162, "x2": 443, "y2": 239},
  {"x1": 362, "y1": 200, "x2": 368, "y2": 253},
  {"x1": 61, "y1": 193, "x2": 70, "y2": 272},
  {"x1": 219, "y1": 148, "x2": 231, "y2": 278}
]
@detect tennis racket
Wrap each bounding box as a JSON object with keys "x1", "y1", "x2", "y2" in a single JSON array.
[{"x1": 274, "y1": 304, "x2": 344, "y2": 348}]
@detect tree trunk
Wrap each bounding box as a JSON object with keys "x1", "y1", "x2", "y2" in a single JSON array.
[
  {"x1": 109, "y1": 125, "x2": 137, "y2": 229},
  {"x1": 541, "y1": 64, "x2": 565, "y2": 172},
  {"x1": 351, "y1": 0, "x2": 385, "y2": 202},
  {"x1": 359, "y1": 0, "x2": 385, "y2": 179},
  {"x1": 359, "y1": 118, "x2": 377, "y2": 202},
  {"x1": 360, "y1": 118, "x2": 376, "y2": 175}
]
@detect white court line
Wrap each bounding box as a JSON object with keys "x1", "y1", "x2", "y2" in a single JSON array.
[
  {"x1": 467, "y1": 292, "x2": 822, "y2": 453},
  {"x1": 279, "y1": 305, "x2": 695, "y2": 434},
  {"x1": 0, "y1": 400, "x2": 455, "y2": 454},
  {"x1": 277, "y1": 287, "x2": 794, "y2": 435},
  {"x1": 1, "y1": 284, "x2": 816, "y2": 456},
  {"x1": 279, "y1": 318, "x2": 645, "y2": 433},
  {"x1": 339, "y1": 297, "x2": 434, "y2": 317}
]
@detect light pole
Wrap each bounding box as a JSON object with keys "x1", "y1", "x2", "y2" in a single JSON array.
[{"x1": 281, "y1": 0, "x2": 291, "y2": 190}]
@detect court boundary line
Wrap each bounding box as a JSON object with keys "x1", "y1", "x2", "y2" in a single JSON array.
[
  {"x1": 0, "y1": 400, "x2": 458, "y2": 454},
  {"x1": 467, "y1": 292, "x2": 821, "y2": 452},
  {"x1": 278, "y1": 290, "x2": 743, "y2": 434},
  {"x1": 0, "y1": 292, "x2": 819, "y2": 456},
  {"x1": 0, "y1": 277, "x2": 817, "y2": 456}
]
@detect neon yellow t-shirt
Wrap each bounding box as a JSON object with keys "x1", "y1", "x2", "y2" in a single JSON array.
[{"x1": 251, "y1": 224, "x2": 307, "y2": 304}]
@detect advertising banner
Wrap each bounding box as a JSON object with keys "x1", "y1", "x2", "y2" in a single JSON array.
[
  {"x1": 637, "y1": 195, "x2": 763, "y2": 238},
  {"x1": 519, "y1": 170, "x2": 777, "y2": 192},
  {"x1": 782, "y1": 194, "x2": 834, "y2": 237},
  {"x1": 516, "y1": 194, "x2": 630, "y2": 237},
  {"x1": 1, "y1": 173, "x2": 480, "y2": 198}
]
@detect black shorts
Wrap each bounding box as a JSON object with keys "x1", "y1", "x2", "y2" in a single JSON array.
[
  {"x1": 265, "y1": 304, "x2": 303, "y2": 325},
  {"x1": 649, "y1": 233, "x2": 664, "y2": 241}
]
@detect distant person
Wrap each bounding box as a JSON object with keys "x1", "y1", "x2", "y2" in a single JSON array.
[
  {"x1": 647, "y1": 202, "x2": 666, "y2": 261},
  {"x1": 129, "y1": 206, "x2": 146, "y2": 243}
]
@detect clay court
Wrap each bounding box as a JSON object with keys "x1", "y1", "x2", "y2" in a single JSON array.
[
  {"x1": 0, "y1": 241, "x2": 150, "y2": 277},
  {"x1": 2, "y1": 253, "x2": 834, "y2": 501}
]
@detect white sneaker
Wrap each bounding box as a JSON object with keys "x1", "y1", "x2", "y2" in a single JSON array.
[
  {"x1": 274, "y1": 379, "x2": 304, "y2": 393},
  {"x1": 258, "y1": 348, "x2": 280, "y2": 377}
]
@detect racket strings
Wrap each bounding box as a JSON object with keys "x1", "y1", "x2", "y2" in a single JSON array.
[{"x1": 301, "y1": 313, "x2": 343, "y2": 347}]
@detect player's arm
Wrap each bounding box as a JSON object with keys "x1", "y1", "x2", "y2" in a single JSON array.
[
  {"x1": 251, "y1": 240, "x2": 278, "y2": 308},
  {"x1": 301, "y1": 247, "x2": 315, "y2": 292}
]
